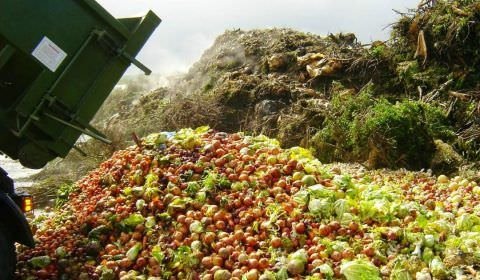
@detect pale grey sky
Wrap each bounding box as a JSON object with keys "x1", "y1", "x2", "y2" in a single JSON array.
[{"x1": 96, "y1": 0, "x2": 418, "y2": 75}]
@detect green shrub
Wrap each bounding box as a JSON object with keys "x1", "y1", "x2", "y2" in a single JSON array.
[
  {"x1": 311, "y1": 85, "x2": 374, "y2": 163},
  {"x1": 312, "y1": 87, "x2": 455, "y2": 170}
]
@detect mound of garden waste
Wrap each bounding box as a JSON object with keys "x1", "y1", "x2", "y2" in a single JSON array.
[
  {"x1": 90, "y1": 0, "x2": 480, "y2": 176},
  {"x1": 16, "y1": 128, "x2": 480, "y2": 279}
]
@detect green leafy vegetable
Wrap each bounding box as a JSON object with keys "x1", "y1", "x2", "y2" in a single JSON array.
[
  {"x1": 430, "y1": 257, "x2": 447, "y2": 279},
  {"x1": 318, "y1": 263, "x2": 334, "y2": 279},
  {"x1": 29, "y1": 256, "x2": 51, "y2": 268},
  {"x1": 189, "y1": 220, "x2": 203, "y2": 233},
  {"x1": 126, "y1": 243, "x2": 142, "y2": 261},
  {"x1": 121, "y1": 213, "x2": 145, "y2": 227},
  {"x1": 340, "y1": 259, "x2": 381, "y2": 280},
  {"x1": 308, "y1": 198, "x2": 333, "y2": 217},
  {"x1": 143, "y1": 133, "x2": 168, "y2": 146},
  {"x1": 151, "y1": 245, "x2": 164, "y2": 264},
  {"x1": 136, "y1": 199, "x2": 146, "y2": 210},
  {"x1": 308, "y1": 184, "x2": 335, "y2": 199}
]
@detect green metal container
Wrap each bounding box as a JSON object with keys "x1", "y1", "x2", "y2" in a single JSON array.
[{"x1": 0, "y1": 0, "x2": 161, "y2": 168}]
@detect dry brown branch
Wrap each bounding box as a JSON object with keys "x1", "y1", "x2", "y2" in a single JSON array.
[{"x1": 449, "y1": 91, "x2": 471, "y2": 101}]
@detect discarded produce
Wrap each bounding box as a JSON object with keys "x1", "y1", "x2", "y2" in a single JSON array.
[{"x1": 15, "y1": 127, "x2": 480, "y2": 279}]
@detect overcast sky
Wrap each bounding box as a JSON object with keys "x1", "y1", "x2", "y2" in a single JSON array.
[{"x1": 96, "y1": 0, "x2": 418, "y2": 75}]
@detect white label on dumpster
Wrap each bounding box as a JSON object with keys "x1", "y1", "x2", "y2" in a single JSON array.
[{"x1": 31, "y1": 36, "x2": 67, "y2": 72}]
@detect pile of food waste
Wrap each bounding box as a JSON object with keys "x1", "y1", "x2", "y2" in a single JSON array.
[{"x1": 16, "y1": 127, "x2": 480, "y2": 279}]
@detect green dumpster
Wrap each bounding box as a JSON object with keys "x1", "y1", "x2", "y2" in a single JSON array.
[{"x1": 0, "y1": 0, "x2": 161, "y2": 168}]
